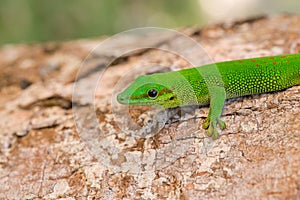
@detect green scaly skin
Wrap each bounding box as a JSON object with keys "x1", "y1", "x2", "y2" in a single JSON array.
[{"x1": 117, "y1": 54, "x2": 300, "y2": 139}]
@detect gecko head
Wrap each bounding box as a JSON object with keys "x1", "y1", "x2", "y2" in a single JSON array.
[{"x1": 117, "y1": 75, "x2": 179, "y2": 108}]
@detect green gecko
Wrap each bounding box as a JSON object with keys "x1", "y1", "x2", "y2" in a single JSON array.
[{"x1": 117, "y1": 54, "x2": 300, "y2": 139}]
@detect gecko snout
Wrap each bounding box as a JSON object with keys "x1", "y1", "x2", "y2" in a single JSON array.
[{"x1": 117, "y1": 93, "x2": 128, "y2": 104}]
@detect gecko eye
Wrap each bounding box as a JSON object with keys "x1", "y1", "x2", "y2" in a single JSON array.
[{"x1": 148, "y1": 89, "x2": 158, "y2": 99}]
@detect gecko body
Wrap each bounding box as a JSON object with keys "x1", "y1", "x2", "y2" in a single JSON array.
[{"x1": 117, "y1": 54, "x2": 300, "y2": 139}]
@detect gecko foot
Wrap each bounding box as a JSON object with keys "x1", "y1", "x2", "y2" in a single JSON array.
[{"x1": 201, "y1": 117, "x2": 226, "y2": 139}]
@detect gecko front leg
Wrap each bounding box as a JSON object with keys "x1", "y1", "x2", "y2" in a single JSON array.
[{"x1": 201, "y1": 86, "x2": 226, "y2": 139}]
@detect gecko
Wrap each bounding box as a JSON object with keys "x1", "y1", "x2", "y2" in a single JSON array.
[{"x1": 117, "y1": 54, "x2": 300, "y2": 139}]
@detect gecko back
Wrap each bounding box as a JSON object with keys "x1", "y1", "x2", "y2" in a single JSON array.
[{"x1": 212, "y1": 54, "x2": 300, "y2": 98}]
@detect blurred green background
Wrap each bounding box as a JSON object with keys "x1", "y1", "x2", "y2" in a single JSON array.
[{"x1": 0, "y1": 0, "x2": 299, "y2": 45}]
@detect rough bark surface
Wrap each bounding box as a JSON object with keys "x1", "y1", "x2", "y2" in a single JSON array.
[{"x1": 0, "y1": 15, "x2": 299, "y2": 199}]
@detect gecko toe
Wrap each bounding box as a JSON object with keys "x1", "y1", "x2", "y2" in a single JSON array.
[
  {"x1": 202, "y1": 118, "x2": 210, "y2": 129},
  {"x1": 212, "y1": 128, "x2": 220, "y2": 139},
  {"x1": 218, "y1": 119, "x2": 226, "y2": 130},
  {"x1": 205, "y1": 121, "x2": 220, "y2": 139},
  {"x1": 206, "y1": 125, "x2": 213, "y2": 137},
  {"x1": 206, "y1": 125, "x2": 220, "y2": 139}
]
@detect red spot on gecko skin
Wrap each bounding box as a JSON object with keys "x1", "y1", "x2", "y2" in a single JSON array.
[
  {"x1": 256, "y1": 64, "x2": 260, "y2": 67},
  {"x1": 286, "y1": 61, "x2": 290, "y2": 64},
  {"x1": 251, "y1": 59, "x2": 256, "y2": 62},
  {"x1": 280, "y1": 56, "x2": 287, "y2": 58},
  {"x1": 269, "y1": 57, "x2": 275, "y2": 60},
  {"x1": 273, "y1": 62, "x2": 277, "y2": 65}
]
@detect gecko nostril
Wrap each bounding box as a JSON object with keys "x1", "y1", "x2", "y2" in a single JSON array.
[
  {"x1": 117, "y1": 94, "x2": 125, "y2": 103},
  {"x1": 169, "y1": 96, "x2": 174, "y2": 100}
]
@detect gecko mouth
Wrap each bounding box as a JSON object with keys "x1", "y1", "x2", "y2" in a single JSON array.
[
  {"x1": 117, "y1": 93, "x2": 171, "y2": 107},
  {"x1": 117, "y1": 93, "x2": 153, "y2": 105}
]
